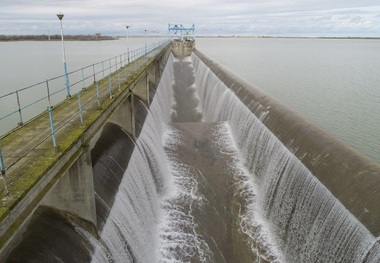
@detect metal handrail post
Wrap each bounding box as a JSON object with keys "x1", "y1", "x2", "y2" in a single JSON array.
[
  {"x1": 133, "y1": 50, "x2": 136, "y2": 73},
  {"x1": 0, "y1": 149, "x2": 9, "y2": 197},
  {"x1": 81, "y1": 68, "x2": 85, "y2": 90},
  {"x1": 48, "y1": 106, "x2": 57, "y2": 149},
  {"x1": 15, "y1": 90, "x2": 23, "y2": 126},
  {"x1": 102, "y1": 61, "x2": 105, "y2": 78},
  {"x1": 0, "y1": 148, "x2": 9, "y2": 196},
  {"x1": 108, "y1": 75, "x2": 113, "y2": 98},
  {"x1": 118, "y1": 69, "x2": 121, "y2": 91},
  {"x1": 0, "y1": 147, "x2": 5, "y2": 173},
  {"x1": 109, "y1": 59, "x2": 112, "y2": 76},
  {"x1": 137, "y1": 49, "x2": 140, "y2": 69},
  {"x1": 46, "y1": 80, "x2": 52, "y2": 108},
  {"x1": 96, "y1": 81, "x2": 101, "y2": 107},
  {"x1": 77, "y1": 91, "x2": 84, "y2": 126},
  {"x1": 92, "y1": 64, "x2": 96, "y2": 83}
]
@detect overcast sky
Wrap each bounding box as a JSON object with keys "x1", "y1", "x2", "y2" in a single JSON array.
[{"x1": 1, "y1": 0, "x2": 380, "y2": 37}]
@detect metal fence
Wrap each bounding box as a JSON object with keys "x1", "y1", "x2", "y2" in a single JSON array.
[{"x1": 0, "y1": 39, "x2": 170, "y2": 182}]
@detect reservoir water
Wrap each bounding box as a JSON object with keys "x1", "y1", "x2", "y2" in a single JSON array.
[
  {"x1": 196, "y1": 37, "x2": 380, "y2": 164},
  {"x1": 0, "y1": 38, "x2": 148, "y2": 94},
  {"x1": 1, "y1": 37, "x2": 379, "y2": 163}
]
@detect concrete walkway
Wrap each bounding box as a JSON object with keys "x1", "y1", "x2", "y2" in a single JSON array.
[{"x1": 0, "y1": 51, "x2": 157, "y2": 224}]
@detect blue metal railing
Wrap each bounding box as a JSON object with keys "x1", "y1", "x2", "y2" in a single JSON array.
[
  {"x1": 0, "y1": 39, "x2": 170, "y2": 184},
  {"x1": 0, "y1": 39, "x2": 169, "y2": 137}
]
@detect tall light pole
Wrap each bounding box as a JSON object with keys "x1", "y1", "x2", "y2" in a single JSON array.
[
  {"x1": 126, "y1": 25, "x2": 130, "y2": 63},
  {"x1": 144, "y1": 29, "x2": 147, "y2": 55},
  {"x1": 57, "y1": 13, "x2": 70, "y2": 98}
]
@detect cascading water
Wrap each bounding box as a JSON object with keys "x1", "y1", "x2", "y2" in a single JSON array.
[
  {"x1": 160, "y1": 55, "x2": 283, "y2": 262},
  {"x1": 91, "y1": 54, "x2": 175, "y2": 262},
  {"x1": 90, "y1": 48, "x2": 379, "y2": 263},
  {"x1": 9, "y1": 45, "x2": 380, "y2": 262},
  {"x1": 91, "y1": 52, "x2": 285, "y2": 262},
  {"x1": 191, "y1": 52, "x2": 380, "y2": 262},
  {"x1": 91, "y1": 122, "x2": 136, "y2": 230}
]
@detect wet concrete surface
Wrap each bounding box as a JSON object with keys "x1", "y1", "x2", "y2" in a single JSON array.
[{"x1": 165, "y1": 122, "x2": 257, "y2": 262}]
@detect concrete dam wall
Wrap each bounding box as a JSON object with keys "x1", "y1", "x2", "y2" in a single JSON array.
[{"x1": 4, "y1": 45, "x2": 380, "y2": 262}]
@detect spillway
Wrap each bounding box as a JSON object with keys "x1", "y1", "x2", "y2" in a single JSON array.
[
  {"x1": 5, "y1": 47, "x2": 380, "y2": 262},
  {"x1": 91, "y1": 51, "x2": 380, "y2": 262}
]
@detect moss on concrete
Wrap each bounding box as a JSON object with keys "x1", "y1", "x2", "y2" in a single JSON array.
[
  {"x1": 0, "y1": 43, "x2": 170, "y2": 250},
  {"x1": 0, "y1": 207, "x2": 9, "y2": 222}
]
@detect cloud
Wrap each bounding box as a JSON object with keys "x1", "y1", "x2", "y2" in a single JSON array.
[{"x1": 0, "y1": 0, "x2": 379, "y2": 36}]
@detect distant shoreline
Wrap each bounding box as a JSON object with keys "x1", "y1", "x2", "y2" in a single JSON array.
[
  {"x1": 2, "y1": 34, "x2": 379, "y2": 42},
  {"x1": 0, "y1": 34, "x2": 117, "y2": 42},
  {"x1": 196, "y1": 35, "x2": 380, "y2": 40}
]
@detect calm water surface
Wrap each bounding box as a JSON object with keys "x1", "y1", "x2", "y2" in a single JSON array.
[
  {"x1": 0, "y1": 38, "x2": 158, "y2": 134},
  {"x1": 197, "y1": 38, "x2": 380, "y2": 163},
  {"x1": 0, "y1": 38, "x2": 152, "y2": 94},
  {"x1": 0, "y1": 37, "x2": 379, "y2": 163}
]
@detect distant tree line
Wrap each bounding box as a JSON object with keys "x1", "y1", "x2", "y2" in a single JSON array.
[{"x1": 0, "y1": 34, "x2": 117, "y2": 41}]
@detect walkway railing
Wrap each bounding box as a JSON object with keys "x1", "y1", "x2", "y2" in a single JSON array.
[
  {"x1": 0, "y1": 40, "x2": 168, "y2": 135},
  {"x1": 0, "y1": 39, "x2": 170, "y2": 194}
]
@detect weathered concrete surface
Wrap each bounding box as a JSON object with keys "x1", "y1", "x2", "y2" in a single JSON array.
[
  {"x1": 133, "y1": 69, "x2": 150, "y2": 105},
  {"x1": 108, "y1": 96, "x2": 135, "y2": 137},
  {"x1": 4, "y1": 206, "x2": 94, "y2": 263},
  {"x1": 193, "y1": 49, "x2": 380, "y2": 237},
  {"x1": 40, "y1": 149, "x2": 97, "y2": 227},
  {"x1": 0, "y1": 43, "x2": 171, "y2": 260}
]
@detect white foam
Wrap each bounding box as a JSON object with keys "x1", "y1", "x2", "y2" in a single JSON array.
[
  {"x1": 157, "y1": 126, "x2": 214, "y2": 262},
  {"x1": 192, "y1": 52, "x2": 380, "y2": 262}
]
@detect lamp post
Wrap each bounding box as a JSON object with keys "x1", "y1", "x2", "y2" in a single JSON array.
[
  {"x1": 144, "y1": 29, "x2": 147, "y2": 55},
  {"x1": 126, "y1": 25, "x2": 130, "y2": 63},
  {"x1": 57, "y1": 13, "x2": 70, "y2": 98}
]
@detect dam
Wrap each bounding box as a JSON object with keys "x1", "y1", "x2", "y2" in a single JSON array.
[{"x1": 0, "y1": 39, "x2": 380, "y2": 262}]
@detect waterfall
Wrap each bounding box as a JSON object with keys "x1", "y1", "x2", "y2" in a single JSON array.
[
  {"x1": 89, "y1": 49, "x2": 380, "y2": 262},
  {"x1": 191, "y1": 52, "x2": 380, "y2": 262},
  {"x1": 91, "y1": 53, "x2": 283, "y2": 262},
  {"x1": 91, "y1": 122, "x2": 136, "y2": 230},
  {"x1": 91, "y1": 54, "x2": 175, "y2": 262}
]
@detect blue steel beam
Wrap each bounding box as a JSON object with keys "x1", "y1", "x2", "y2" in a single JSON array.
[{"x1": 168, "y1": 23, "x2": 195, "y2": 40}]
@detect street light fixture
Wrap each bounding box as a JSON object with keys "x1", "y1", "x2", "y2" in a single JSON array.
[
  {"x1": 57, "y1": 12, "x2": 70, "y2": 98},
  {"x1": 144, "y1": 29, "x2": 147, "y2": 55},
  {"x1": 126, "y1": 25, "x2": 130, "y2": 63}
]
